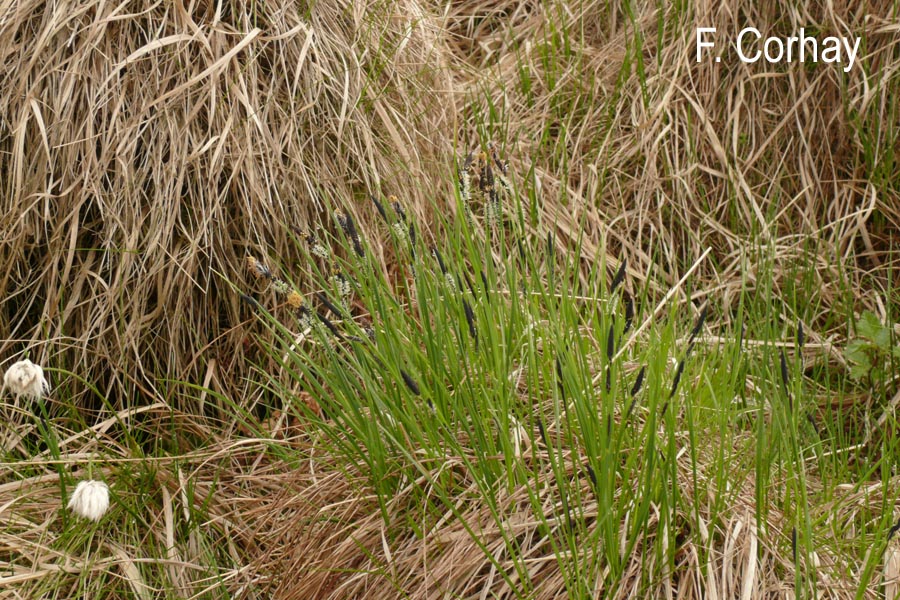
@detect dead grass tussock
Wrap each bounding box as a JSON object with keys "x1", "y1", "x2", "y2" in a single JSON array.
[
  {"x1": 1, "y1": 0, "x2": 896, "y2": 405},
  {"x1": 2, "y1": 0, "x2": 900, "y2": 598},
  {"x1": 0, "y1": 0, "x2": 456, "y2": 410},
  {"x1": 0, "y1": 409, "x2": 288, "y2": 597},
  {"x1": 447, "y1": 0, "x2": 899, "y2": 317}
]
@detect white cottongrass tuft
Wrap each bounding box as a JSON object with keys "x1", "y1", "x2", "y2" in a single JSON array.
[
  {"x1": 3, "y1": 359, "x2": 50, "y2": 400},
  {"x1": 67, "y1": 480, "x2": 110, "y2": 521}
]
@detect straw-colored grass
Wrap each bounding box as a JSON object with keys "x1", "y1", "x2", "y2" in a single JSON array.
[
  {"x1": 1, "y1": 0, "x2": 899, "y2": 598},
  {"x1": 1, "y1": 0, "x2": 897, "y2": 406},
  {"x1": 0, "y1": 0, "x2": 456, "y2": 411}
]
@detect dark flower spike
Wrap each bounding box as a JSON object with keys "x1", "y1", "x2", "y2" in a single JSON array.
[
  {"x1": 690, "y1": 304, "x2": 708, "y2": 343},
  {"x1": 239, "y1": 293, "x2": 260, "y2": 309},
  {"x1": 371, "y1": 195, "x2": 388, "y2": 223},
  {"x1": 315, "y1": 292, "x2": 345, "y2": 319},
  {"x1": 462, "y1": 299, "x2": 477, "y2": 345},
  {"x1": 888, "y1": 516, "x2": 900, "y2": 541},
  {"x1": 610, "y1": 259, "x2": 627, "y2": 294},
  {"x1": 292, "y1": 227, "x2": 330, "y2": 261},
  {"x1": 584, "y1": 463, "x2": 597, "y2": 487},
  {"x1": 339, "y1": 212, "x2": 365, "y2": 257},
  {"x1": 669, "y1": 359, "x2": 685, "y2": 400},
  {"x1": 400, "y1": 369, "x2": 420, "y2": 396},
  {"x1": 316, "y1": 312, "x2": 343, "y2": 339},
  {"x1": 606, "y1": 322, "x2": 616, "y2": 361},
  {"x1": 535, "y1": 417, "x2": 548, "y2": 447},
  {"x1": 631, "y1": 366, "x2": 646, "y2": 397},
  {"x1": 779, "y1": 349, "x2": 790, "y2": 390},
  {"x1": 779, "y1": 349, "x2": 793, "y2": 408},
  {"x1": 797, "y1": 320, "x2": 805, "y2": 350},
  {"x1": 432, "y1": 246, "x2": 447, "y2": 274},
  {"x1": 408, "y1": 222, "x2": 417, "y2": 248},
  {"x1": 390, "y1": 197, "x2": 407, "y2": 223},
  {"x1": 606, "y1": 323, "x2": 616, "y2": 393},
  {"x1": 480, "y1": 161, "x2": 494, "y2": 192},
  {"x1": 246, "y1": 256, "x2": 273, "y2": 280},
  {"x1": 623, "y1": 293, "x2": 635, "y2": 334},
  {"x1": 555, "y1": 356, "x2": 566, "y2": 399},
  {"x1": 479, "y1": 270, "x2": 491, "y2": 302},
  {"x1": 806, "y1": 412, "x2": 820, "y2": 436},
  {"x1": 791, "y1": 527, "x2": 798, "y2": 563},
  {"x1": 463, "y1": 271, "x2": 477, "y2": 298},
  {"x1": 684, "y1": 306, "x2": 707, "y2": 360},
  {"x1": 489, "y1": 142, "x2": 509, "y2": 174},
  {"x1": 516, "y1": 239, "x2": 527, "y2": 262},
  {"x1": 626, "y1": 366, "x2": 646, "y2": 419}
]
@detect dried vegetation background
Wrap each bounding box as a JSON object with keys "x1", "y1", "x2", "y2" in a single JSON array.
[
  {"x1": 1, "y1": 0, "x2": 899, "y2": 598},
  {"x1": 1, "y1": 0, "x2": 897, "y2": 407},
  {"x1": 0, "y1": 0, "x2": 454, "y2": 409}
]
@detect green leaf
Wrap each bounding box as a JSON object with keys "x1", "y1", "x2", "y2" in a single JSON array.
[
  {"x1": 856, "y1": 310, "x2": 890, "y2": 345},
  {"x1": 844, "y1": 339, "x2": 873, "y2": 381},
  {"x1": 849, "y1": 362, "x2": 871, "y2": 381}
]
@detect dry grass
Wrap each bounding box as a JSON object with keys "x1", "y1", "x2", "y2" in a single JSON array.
[
  {"x1": 2, "y1": 0, "x2": 900, "y2": 598},
  {"x1": 446, "y1": 0, "x2": 900, "y2": 313},
  {"x1": 0, "y1": 0, "x2": 456, "y2": 411},
  {"x1": 1, "y1": 0, "x2": 897, "y2": 406},
  {"x1": 0, "y1": 407, "x2": 273, "y2": 597}
]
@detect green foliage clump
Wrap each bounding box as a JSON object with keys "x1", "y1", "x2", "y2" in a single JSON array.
[{"x1": 844, "y1": 311, "x2": 899, "y2": 389}]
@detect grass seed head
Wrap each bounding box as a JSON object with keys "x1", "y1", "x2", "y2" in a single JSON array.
[
  {"x1": 389, "y1": 196, "x2": 407, "y2": 223},
  {"x1": 400, "y1": 369, "x2": 420, "y2": 396},
  {"x1": 287, "y1": 291, "x2": 304, "y2": 309},
  {"x1": 610, "y1": 259, "x2": 627, "y2": 294},
  {"x1": 392, "y1": 221, "x2": 408, "y2": 242},
  {"x1": 270, "y1": 280, "x2": 292, "y2": 296},
  {"x1": 332, "y1": 273, "x2": 352, "y2": 299},
  {"x1": 371, "y1": 195, "x2": 388, "y2": 223},
  {"x1": 246, "y1": 256, "x2": 272, "y2": 279}
]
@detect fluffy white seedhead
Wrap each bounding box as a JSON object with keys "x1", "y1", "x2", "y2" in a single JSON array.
[
  {"x1": 67, "y1": 480, "x2": 110, "y2": 521},
  {"x1": 3, "y1": 359, "x2": 50, "y2": 400}
]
